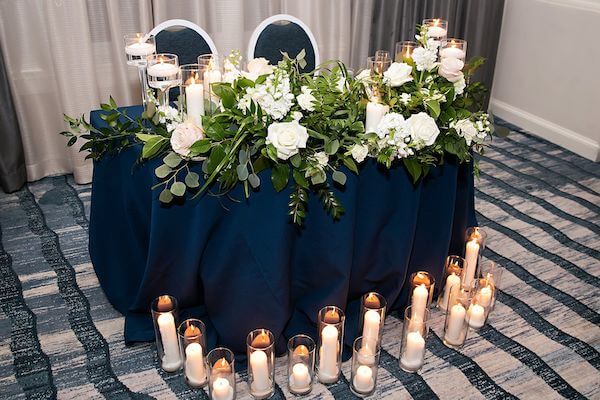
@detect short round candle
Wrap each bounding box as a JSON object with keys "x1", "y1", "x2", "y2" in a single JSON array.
[
  {"x1": 147, "y1": 62, "x2": 179, "y2": 78},
  {"x1": 467, "y1": 303, "x2": 486, "y2": 329},
  {"x1": 353, "y1": 365, "x2": 375, "y2": 393},
  {"x1": 125, "y1": 41, "x2": 156, "y2": 56},
  {"x1": 290, "y1": 363, "x2": 311, "y2": 392},
  {"x1": 212, "y1": 377, "x2": 234, "y2": 400}
]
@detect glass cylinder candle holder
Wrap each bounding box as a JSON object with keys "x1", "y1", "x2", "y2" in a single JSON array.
[
  {"x1": 462, "y1": 227, "x2": 487, "y2": 290},
  {"x1": 198, "y1": 54, "x2": 223, "y2": 113},
  {"x1": 399, "y1": 306, "x2": 429, "y2": 373},
  {"x1": 207, "y1": 347, "x2": 236, "y2": 400},
  {"x1": 316, "y1": 306, "x2": 345, "y2": 384},
  {"x1": 480, "y1": 261, "x2": 504, "y2": 310},
  {"x1": 246, "y1": 329, "x2": 275, "y2": 399},
  {"x1": 374, "y1": 50, "x2": 391, "y2": 62},
  {"x1": 287, "y1": 334, "x2": 315, "y2": 395},
  {"x1": 467, "y1": 279, "x2": 493, "y2": 330},
  {"x1": 178, "y1": 318, "x2": 207, "y2": 388},
  {"x1": 437, "y1": 256, "x2": 465, "y2": 312},
  {"x1": 151, "y1": 295, "x2": 182, "y2": 372},
  {"x1": 180, "y1": 64, "x2": 205, "y2": 128},
  {"x1": 367, "y1": 56, "x2": 391, "y2": 76},
  {"x1": 123, "y1": 33, "x2": 155, "y2": 106},
  {"x1": 147, "y1": 53, "x2": 181, "y2": 107},
  {"x1": 359, "y1": 292, "x2": 387, "y2": 351},
  {"x1": 409, "y1": 271, "x2": 435, "y2": 323},
  {"x1": 440, "y1": 39, "x2": 467, "y2": 61},
  {"x1": 422, "y1": 18, "x2": 448, "y2": 41},
  {"x1": 443, "y1": 284, "x2": 473, "y2": 349},
  {"x1": 350, "y1": 336, "x2": 380, "y2": 397},
  {"x1": 395, "y1": 40, "x2": 417, "y2": 62}
]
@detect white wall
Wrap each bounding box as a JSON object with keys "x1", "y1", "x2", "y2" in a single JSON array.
[{"x1": 490, "y1": 0, "x2": 600, "y2": 161}]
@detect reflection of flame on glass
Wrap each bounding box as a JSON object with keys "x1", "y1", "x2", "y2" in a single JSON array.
[
  {"x1": 208, "y1": 56, "x2": 216, "y2": 71},
  {"x1": 451, "y1": 40, "x2": 457, "y2": 48},
  {"x1": 433, "y1": 18, "x2": 440, "y2": 27}
]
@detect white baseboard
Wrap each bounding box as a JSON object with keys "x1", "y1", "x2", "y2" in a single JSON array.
[{"x1": 490, "y1": 99, "x2": 600, "y2": 162}]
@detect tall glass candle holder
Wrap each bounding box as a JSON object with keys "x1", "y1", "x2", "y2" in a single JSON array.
[
  {"x1": 178, "y1": 318, "x2": 207, "y2": 388},
  {"x1": 467, "y1": 279, "x2": 492, "y2": 330},
  {"x1": 399, "y1": 306, "x2": 429, "y2": 373},
  {"x1": 287, "y1": 334, "x2": 315, "y2": 395},
  {"x1": 422, "y1": 18, "x2": 448, "y2": 42},
  {"x1": 440, "y1": 39, "x2": 467, "y2": 61},
  {"x1": 246, "y1": 329, "x2": 275, "y2": 399},
  {"x1": 480, "y1": 261, "x2": 504, "y2": 311},
  {"x1": 123, "y1": 33, "x2": 155, "y2": 106},
  {"x1": 367, "y1": 56, "x2": 391, "y2": 76},
  {"x1": 359, "y1": 292, "x2": 386, "y2": 351},
  {"x1": 147, "y1": 53, "x2": 181, "y2": 107},
  {"x1": 395, "y1": 41, "x2": 417, "y2": 62},
  {"x1": 198, "y1": 54, "x2": 223, "y2": 114},
  {"x1": 151, "y1": 295, "x2": 182, "y2": 372},
  {"x1": 180, "y1": 64, "x2": 204, "y2": 128},
  {"x1": 463, "y1": 227, "x2": 487, "y2": 290},
  {"x1": 443, "y1": 285, "x2": 473, "y2": 349},
  {"x1": 317, "y1": 306, "x2": 345, "y2": 384},
  {"x1": 409, "y1": 271, "x2": 435, "y2": 323},
  {"x1": 350, "y1": 336, "x2": 380, "y2": 397},
  {"x1": 437, "y1": 256, "x2": 465, "y2": 311},
  {"x1": 207, "y1": 347, "x2": 236, "y2": 400}
]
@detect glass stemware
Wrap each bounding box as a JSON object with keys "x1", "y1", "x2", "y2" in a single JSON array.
[
  {"x1": 123, "y1": 33, "x2": 156, "y2": 106},
  {"x1": 147, "y1": 53, "x2": 182, "y2": 107}
]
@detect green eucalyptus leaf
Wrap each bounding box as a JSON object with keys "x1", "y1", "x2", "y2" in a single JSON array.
[
  {"x1": 170, "y1": 181, "x2": 186, "y2": 196},
  {"x1": 159, "y1": 188, "x2": 173, "y2": 203},
  {"x1": 145, "y1": 102, "x2": 156, "y2": 118},
  {"x1": 271, "y1": 163, "x2": 290, "y2": 192},
  {"x1": 238, "y1": 149, "x2": 248, "y2": 164},
  {"x1": 163, "y1": 152, "x2": 182, "y2": 168},
  {"x1": 324, "y1": 139, "x2": 340, "y2": 155},
  {"x1": 236, "y1": 164, "x2": 249, "y2": 181},
  {"x1": 184, "y1": 172, "x2": 200, "y2": 188},
  {"x1": 155, "y1": 164, "x2": 172, "y2": 179},
  {"x1": 248, "y1": 173, "x2": 260, "y2": 189},
  {"x1": 332, "y1": 170, "x2": 347, "y2": 186},
  {"x1": 310, "y1": 169, "x2": 326, "y2": 185}
]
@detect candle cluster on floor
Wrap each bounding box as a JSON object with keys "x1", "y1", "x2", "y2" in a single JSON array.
[{"x1": 149, "y1": 225, "x2": 503, "y2": 398}]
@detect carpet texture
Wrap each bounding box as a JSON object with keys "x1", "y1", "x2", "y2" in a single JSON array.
[{"x1": 1, "y1": 123, "x2": 599, "y2": 399}]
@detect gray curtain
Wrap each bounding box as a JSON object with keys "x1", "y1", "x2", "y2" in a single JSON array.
[
  {"x1": 369, "y1": 0, "x2": 505, "y2": 105},
  {"x1": 0, "y1": 41, "x2": 26, "y2": 193}
]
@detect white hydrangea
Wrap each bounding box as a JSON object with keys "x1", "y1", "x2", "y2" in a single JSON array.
[
  {"x1": 314, "y1": 151, "x2": 329, "y2": 166},
  {"x1": 400, "y1": 93, "x2": 412, "y2": 106},
  {"x1": 239, "y1": 68, "x2": 294, "y2": 120},
  {"x1": 412, "y1": 47, "x2": 438, "y2": 72},
  {"x1": 453, "y1": 75, "x2": 466, "y2": 97},
  {"x1": 375, "y1": 112, "x2": 414, "y2": 159},
  {"x1": 297, "y1": 86, "x2": 316, "y2": 111},
  {"x1": 157, "y1": 105, "x2": 183, "y2": 132},
  {"x1": 452, "y1": 115, "x2": 491, "y2": 145},
  {"x1": 350, "y1": 143, "x2": 369, "y2": 163}
]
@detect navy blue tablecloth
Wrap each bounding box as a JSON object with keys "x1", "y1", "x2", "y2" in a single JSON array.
[{"x1": 89, "y1": 105, "x2": 476, "y2": 357}]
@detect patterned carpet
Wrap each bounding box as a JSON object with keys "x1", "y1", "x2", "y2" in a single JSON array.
[{"x1": 1, "y1": 122, "x2": 599, "y2": 399}]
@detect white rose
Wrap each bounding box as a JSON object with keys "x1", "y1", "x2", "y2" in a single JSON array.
[
  {"x1": 406, "y1": 112, "x2": 440, "y2": 147},
  {"x1": 291, "y1": 111, "x2": 303, "y2": 121},
  {"x1": 453, "y1": 119, "x2": 478, "y2": 145},
  {"x1": 314, "y1": 151, "x2": 329, "y2": 166},
  {"x1": 242, "y1": 57, "x2": 274, "y2": 81},
  {"x1": 266, "y1": 120, "x2": 309, "y2": 160},
  {"x1": 453, "y1": 75, "x2": 466, "y2": 96},
  {"x1": 297, "y1": 86, "x2": 316, "y2": 111},
  {"x1": 351, "y1": 144, "x2": 369, "y2": 163},
  {"x1": 383, "y1": 62, "x2": 413, "y2": 87},
  {"x1": 170, "y1": 121, "x2": 204, "y2": 157},
  {"x1": 412, "y1": 47, "x2": 438, "y2": 72},
  {"x1": 438, "y1": 57, "x2": 464, "y2": 83}
]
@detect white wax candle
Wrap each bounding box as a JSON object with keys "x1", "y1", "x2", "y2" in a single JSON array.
[
  {"x1": 318, "y1": 325, "x2": 339, "y2": 382},
  {"x1": 365, "y1": 102, "x2": 389, "y2": 133},
  {"x1": 147, "y1": 62, "x2": 179, "y2": 78},
  {"x1": 411, "y1": 284, "x2": 429, "y2": 322},
  {"x1": 352, "y1": 365, "x2": 375, "y2": 393},
  {"x1": 356, "y1": 346, "x2": 376, "y2": 366},
  {"x1": 212, "y1": 377, "x2": 234, "y2": 400},
  {"x1": 428, "y1": 26, "x2": 447, "y2": 38},
  {"x1": 463, "y1": 239, "x2": 480, "y2": 288},
  {"x1": 479, "y1": 286, "x2": 493, "y2": 308},
  {"x1": 362, "y1": 309, "x2": 381, "y2": 350},
  {"x1": 440, "y1": 47, "x2": 466, "y2": 60},
  {"x1": 289, "y1": 363, "x2": 311, "y2": 393},
  {"x1": 125, "y1": 42, "x2": 156, "y2": 56},
  {"x1": 185, "y1": 81, "x2": 204, "y2": 128},
  {"x1": 444, "y1": 303, "x2": 467, "y2": 345},
  {"x1": 249, "y1": 350, "x2": 271, "y2": 394},
  {"x1": 184, "y1": 343, "x2": 206, "y2": 386},
  {"x1": 157, "y1": 313, "x2": 182, "y2": 371},
  {"x1": 439, "y1": 273, "x2": 461, "y2": 311},
  {"x1": 467, "y1": 303, "x2": 486, "y2": 329},
  {"x1": 400, "y1": 331, "x2": 425, "y2": 370}
]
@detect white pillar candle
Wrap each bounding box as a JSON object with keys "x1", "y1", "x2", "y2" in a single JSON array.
[
  {"x1": 365, "y1": 101, "x2": 389, "y2": 133},
  {"x1": 479, "y1": 285, "x2": 493, "y2": 308},
  {"x1": 440, "y1": 273, "x2": 461, "y2": 311},
  {"x1": 411, "y1": 284, "x2": 429, "y2": 322},
  {"x1": 289, "y1": 363, "x2": 311, "y2": 392},
  {"x1": 444, "y1": 303, "x2": 467, "y2": 345},
  {"x1": 428, "y1": 26, "x2": 447, "y2": 38},
  {"x1": 157, "y1": 313, "x2": 182, "y2": 371},
  {"x1": 249, "y1": 350, "x2": 271, "y2": 394},
  {"x1": 352, "y1": 365, "x2": 375, "y2": 393},
  {"x1": 147, "y1": 62, "x2": 179, "y2": 78},
  {"x1": 362, "y1": 309, "x2": 381, "y2": 350},
  {"x1": 185, "y1": 79, "x2": 204, "y2": 128},
  {"x1": 125, "y1": 41, "x2": 156, "y2": 56},
  {"x1": 467, "y1": 304, "x2": 486, "y2": 329},
  {"x1": 184, "y1": 343, "x2": 206, "y2": 386},
  {"x1": 463, "y1": 239, "x2": 480, "y2": 288},
  {"x1": 318, "y1": 325, "x2": 339, "y2": 381},
  {"x1": 212, "y1": 377, "x2": 234, "y2": 400},
  {"x1": 440, "y1": 47, "x2": 466, "y2": 60},
  {"x1": 400, "y1": 331, "x2": 425, "y2": 370}
]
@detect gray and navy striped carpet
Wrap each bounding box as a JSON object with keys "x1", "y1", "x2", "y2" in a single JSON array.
[{"x1": 1, "y1": 122, "x2": 599, "y2": 399}]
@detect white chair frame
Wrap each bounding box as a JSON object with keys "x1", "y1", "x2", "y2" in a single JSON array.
[
  {"x1": 146, "y1": 19, "x2": 218, "y2": 55},
  {"x1": 247, "y1": 14, "x2": 320, "y2": 67}
]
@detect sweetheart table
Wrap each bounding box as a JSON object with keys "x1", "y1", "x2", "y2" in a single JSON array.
[{"x1": 89, "y1": 105, "x2": 477, "y2": 355}]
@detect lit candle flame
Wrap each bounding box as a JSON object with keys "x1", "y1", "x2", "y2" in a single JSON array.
[
  {"x1": 364, "y1": 292, "x2": 381, "y2": 309},
  {"x1": 433, "y1": 18, "x2": 440, "y2": 27},
  {"x1": 293, "y1": 345, "x2": 309, "y2": 357},
  {"x1": 213, "y1": 358, "x2": 231, "y2": 373},
  {"x1": 451, "y1": 40, "x2": 457, "y2": 48},
  {"x1": 184, "y1": 324, "x2": 201, "y2": 339},
  {"x1": 250, "y1": 330, "x2": 271, "y2": 348},
  {"x1": 156, "y1": 295, "x2": 173, "y2": 312}
]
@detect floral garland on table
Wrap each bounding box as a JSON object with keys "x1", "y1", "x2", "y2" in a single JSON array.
[{"x1": 62, "y1": 26, "x2": 497, "y2": 225}]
